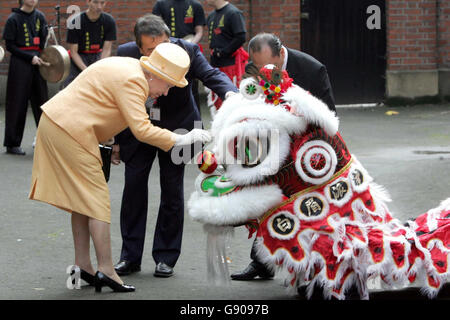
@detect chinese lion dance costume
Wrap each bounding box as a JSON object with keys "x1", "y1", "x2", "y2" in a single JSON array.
[{"x1": 188, "y1": 64, "x2": 450, "y2": 300}]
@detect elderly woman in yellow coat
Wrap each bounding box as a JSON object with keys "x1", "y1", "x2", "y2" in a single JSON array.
[{"x1": 29, "y1": 43, "x2": 210, "y2": 292}]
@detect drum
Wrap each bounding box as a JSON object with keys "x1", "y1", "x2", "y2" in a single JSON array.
[
  {"x1": 0, "y1": 46, "x2": 5, "y2": 62},
  {"x1": 39, "y1": 45, "x2": 70, "y2": 83}
]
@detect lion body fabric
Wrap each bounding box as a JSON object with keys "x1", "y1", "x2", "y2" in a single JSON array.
[
  {"x1": 253, "y1": 127, "x2": 450, "y2": 300},
  {"x1": 188, "y1": 65, "x2": 450, "y2": 300}
]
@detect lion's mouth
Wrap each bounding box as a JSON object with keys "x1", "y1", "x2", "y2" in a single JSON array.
[
  {"x1": 188, "y1": 180, "x2": 284, "y2": 226},
  {"x1": 198, "y1": 160, "x2": 296, "y2": 199},
  {"x1": 188, "y1": 161, "x2": 299, "y2": 227}
]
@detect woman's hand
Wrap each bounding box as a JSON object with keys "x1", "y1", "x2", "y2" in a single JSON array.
[
  {"x1": 174, "y1": 129, "x2": 212, "y2": 146},
  {"x1": 224, "y1": 91, "x2": 237, "y2": 99}
]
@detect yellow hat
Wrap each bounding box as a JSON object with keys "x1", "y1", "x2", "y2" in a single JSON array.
[{"x1": 140, "y1": 42, "x2": 190, "y2": 88}]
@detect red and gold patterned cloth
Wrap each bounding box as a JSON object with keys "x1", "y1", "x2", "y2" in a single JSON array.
[{"x1": 252, "y1": 132, "x2": 450, "y2": 300}]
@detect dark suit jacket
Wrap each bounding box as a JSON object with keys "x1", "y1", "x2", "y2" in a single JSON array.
[
  {"x1": 115, "y1": 38, "x2": 237, "y2": 162},
  {"x1": 286, "y1": 48, "x2": 336, "y2": 113}
]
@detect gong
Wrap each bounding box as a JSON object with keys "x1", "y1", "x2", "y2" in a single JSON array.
[
  {"x1": 0, "y1": 46, "x2": 5, "y2": 62},
  {"x1": 39, "y1": 45, "x2": 70, "y2": 83}
]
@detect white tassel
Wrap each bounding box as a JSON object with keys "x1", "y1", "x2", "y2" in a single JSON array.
[{"x1": 204, "y1": 224, "x2": 234, "y2": 286}]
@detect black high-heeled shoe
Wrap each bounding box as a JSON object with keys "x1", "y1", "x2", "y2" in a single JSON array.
[
  {"x1": 94, "y1": 271, "x2": 135, "y2": 293},
  {"x1": 70, "y1": 268, "x2": 95, "y2": 286},
  {"x1": 81, "y1": 269, "x2": 95, "y2": 286}
]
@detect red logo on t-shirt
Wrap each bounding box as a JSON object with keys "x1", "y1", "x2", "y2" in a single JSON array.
[
  {"x1": 214, "y1": 28, "x2": 222, "y2": 35},
  {"x1": 33, "y1": 37, "x2": 40, "y2": 45},
  {"x1": 90, "y1": 44, "x2": 100, "y2": 50},
  {"x1": 184, "y1": 17, "x2": 194, "y2": 24}
]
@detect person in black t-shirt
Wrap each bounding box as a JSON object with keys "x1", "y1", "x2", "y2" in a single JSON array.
[
  {"x1": 205, "y1": 0, "x2": 247, "y2": 112},
  {"x1": 153, "y1": 0, "x2": 206, "y2": 109},
  {"x1": 64, "y1": 0, "x2": 117, "y2": 86},
  {"x1": 153, "y1": 0, "x2": 206, "y2": 44},
  {"x1": 2, "y1": 0, "x2": 49, "y2": 156},
  {"x1": 206, "y1": 0, "x2": 246, "y2": 68}
]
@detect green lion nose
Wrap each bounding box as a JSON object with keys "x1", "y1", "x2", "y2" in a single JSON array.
[{"x1": 200, "y1": 175, "x2": 236, "y2": 197}]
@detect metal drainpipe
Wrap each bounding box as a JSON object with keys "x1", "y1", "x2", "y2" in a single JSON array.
[
  {"x1": 436, "y1": 0, "x2": 440, "y2": 68},
  {"x1": 249, "y1": 0, "x2": 253, "y2": 40},
  {"x1": 436, "y1": 0, "x2": 442, "y2": 98}
]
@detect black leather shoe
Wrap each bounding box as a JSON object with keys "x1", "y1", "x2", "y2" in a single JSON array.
[
  {"x1": 114, "y1": 260, "x2": 141, "y2": 276},
  {"x1": 154, "y1": 262, "x2": 174, "y2": 278},
  {"x1": 6, "y1": 147, "x2": 26, "y2": 155},
  {"x1": 230, "y1": 262, "x2": 274, "y2": 281},
  {"x1": 94, "y1": 271, "x2": 135, "y2": 293}
]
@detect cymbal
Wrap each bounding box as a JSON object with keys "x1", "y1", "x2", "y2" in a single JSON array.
[
  {"x1": 39, "y1": 45, "x2": 70, "y2": 83},
  {"x1": 0, "y1": 46, "x2": 5, "y2": 62},
  {"x1": 183, "y1": 34, "x2": 195, "y2": 43}
]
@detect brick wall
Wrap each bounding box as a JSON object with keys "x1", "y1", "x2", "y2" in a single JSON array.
[
  {"x1": 386, "y1": 0, "x2": 438, "y2": 71},
  {"x1": 385, "y1": 0, "x2": 450, "y2": 100},
  {"x1": 0, "y1": 0, "x2": 300, "y2": 76},
  {"x1": 244, "y1": 0, "x2": 301, "y2": 50},
  {"x1": 1, "y1": 1, "x2": 448, "y2": 101}
]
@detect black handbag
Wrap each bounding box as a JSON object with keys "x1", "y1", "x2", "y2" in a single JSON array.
[{"x1": 99, "y1": 144, "x2": 113, "y2": 182}]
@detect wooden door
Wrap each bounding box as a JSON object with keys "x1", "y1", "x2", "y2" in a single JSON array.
[{"x1": 300, "y1": 0, "x2": 386, "y2": 104}]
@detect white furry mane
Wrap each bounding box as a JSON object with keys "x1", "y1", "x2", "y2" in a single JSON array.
[
  {"x1": 282, "y1": 85, "x2": 339, "y2": 136},
  {"x1": 213, "y1": 83, "x2": 339, "y2": 137}
]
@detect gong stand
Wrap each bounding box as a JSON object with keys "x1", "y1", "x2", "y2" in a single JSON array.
[
  {"x1": 55, "y1": 4, "x2": 61, "y2": 44},
  {"x1": 0, "y1": 46, "x2": 5, "y2": 63}
]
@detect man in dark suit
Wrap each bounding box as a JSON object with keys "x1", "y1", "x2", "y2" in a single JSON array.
[
  {"x1": 230, "y1": 32, "x2": 336, "y2": 281},
  {"x1": 113, "y1": 14, "x2": 237, "y2": 278}
]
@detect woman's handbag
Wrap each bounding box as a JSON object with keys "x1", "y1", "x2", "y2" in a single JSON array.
[{"x1": 99, "y1": 144, "x2": 113, "y2": 182}]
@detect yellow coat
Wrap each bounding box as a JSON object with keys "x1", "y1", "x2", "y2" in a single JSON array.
[
  {"x1": 43, "y1": 56, "x2": 175, "y2": 161},
  {"x1": 29, "y1": 57, "x2": 176, "y2": 223}
]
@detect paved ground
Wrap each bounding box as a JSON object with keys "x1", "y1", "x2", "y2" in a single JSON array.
[{"x1": 0, "y1": 102, "x2": 449, "y2": 301}]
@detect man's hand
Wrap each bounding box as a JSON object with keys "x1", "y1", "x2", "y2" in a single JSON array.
[
  {"x1": 174, "y1": 129, "x2": 212, "y2": 146},
  {"x1": 224, "y1": 91, "x2": 237, "y2": 100},
  {"x1": 100, "y1": 138, "x2": 115, "y2": 146},
  {"x1": 32, "y1": 56, "x2": 50, "y2": 66},
  {"x1": 111, "y1": 144, "x2": 121, "y2": 165}
]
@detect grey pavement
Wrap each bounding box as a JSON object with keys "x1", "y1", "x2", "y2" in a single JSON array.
[{"x1": 0, "y1": 102, "x2": 449, "y2": 300}]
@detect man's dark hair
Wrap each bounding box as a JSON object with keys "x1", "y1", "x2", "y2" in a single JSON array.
[
  {"x1": 134, "y1": 14, "x2": 170, "y2": 48},
  {"x1": 248, "y1": 33, "x2": 283, "y2": 57}
]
